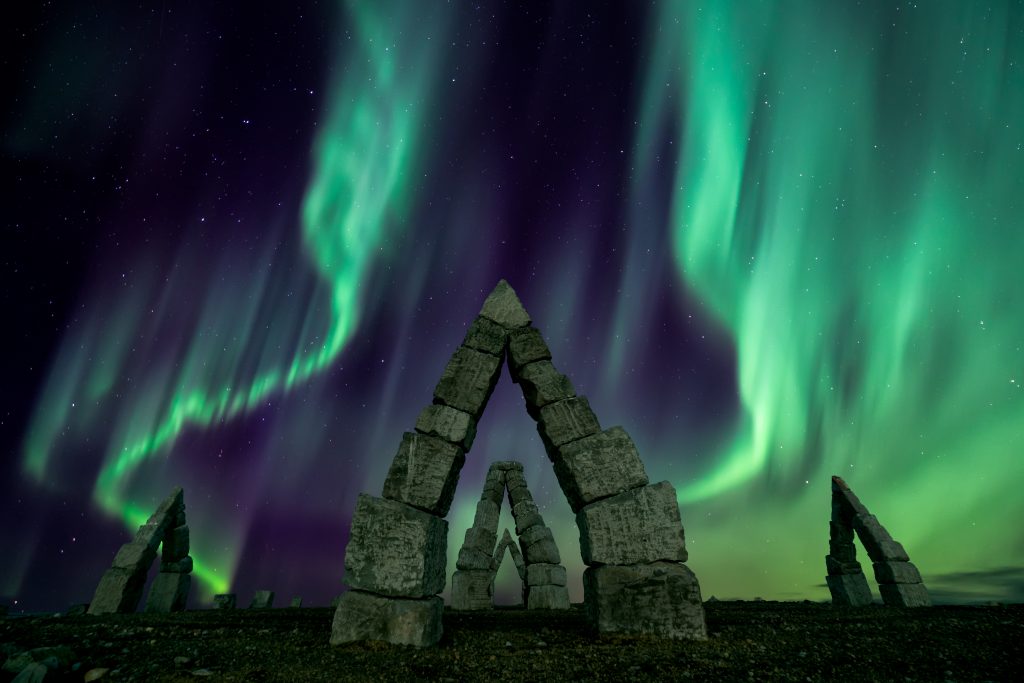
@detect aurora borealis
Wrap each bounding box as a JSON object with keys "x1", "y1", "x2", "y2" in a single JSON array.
[{"x1": 3, "y1": 1, "x2": 1022, "y2": 611}]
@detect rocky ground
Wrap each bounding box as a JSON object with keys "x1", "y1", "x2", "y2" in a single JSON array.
[{"x1": 2, "y1": 601, "x2": 1021, "y2": 682}]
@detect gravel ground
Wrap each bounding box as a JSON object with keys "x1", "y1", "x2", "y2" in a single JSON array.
[{"x1": 2, "y1": 601, "x2": 1021, "y2": 682}]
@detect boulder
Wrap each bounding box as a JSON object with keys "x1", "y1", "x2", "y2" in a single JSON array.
[
  {"x1": 878, "y1": 582, "x2": 932, "y2": 607},
  {"x1": 343, "y1": 495, "x2": 447, "y2": 598},
  {"x1": 145, "y1": 571, "x2": 191, "y2": 612},
  {"x1": 537, "y1": 397, "x2": 601, "y2": 450},
  {"x1": 414, "y1": 404, "x2": 477, "y2": 450},
  {"x1": 526, "y1": 584, "x2": 570, "y2": 610},
  {"x1": 478, "y1": 279, "x2": 531, "y2": 329},
  {"x1": 213, "y1": 594, "x2": 236, "y2": 609},
  {"x1": 525, "y1": 563, "x2": 567, "y2": 587},
  {"x1": 450, "y1": 570, "x2": 494, "y2": 610},
  {"x1": 873, "y1": 561, "x2": 923, "y2": 585},
  {"x1": 331, "y1": 591, "x2": 443, "y2": 648},
  {"x1": 508, "y1": 327, "x2": 552, "y2": 377},
  {"x1": 11, "y1": 662, "x2": 51, "y2": 682},
  {"x1": 2, "y1": 647, "x2": 73, "y2": 677},
  {"x1": 553, "y1": 427, "x2": 649, "y2": 512},
  {"x1": 382, "y1": 432, "x2": 465, "y2": 516},
  {"x1": 461, "y1": 315, "x2": 508, "y2": 357},
  {"x1": 826, "y1": 573, "x2": 873, "y2": 606},
  {"x1": 64, "y1": 603, "x2": 88, "y2": 616},
  {"x1": 584, "y1": 562, "x2": 706, "y2": 639},
  {"x1": 433, "y1": 346, "x2": 503, "y2": 420},
  {"x1": 516, "y1": 361, "x2": 575, "y2": 416},
  {"x1": 249, "y1": 590, "x2": 275, "y2": 609},
  {"x1": 577, "y1": 481, "x2": 688, "y2": 566},
  {"x1": 87, "y1": 567, "x2": 146, "y2": 615}
]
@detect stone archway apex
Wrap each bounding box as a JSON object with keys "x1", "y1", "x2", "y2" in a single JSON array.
[{"x1": 330, "y1": 280, "x2": 707, "y2": 647}]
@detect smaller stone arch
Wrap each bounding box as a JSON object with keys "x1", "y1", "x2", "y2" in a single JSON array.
[
  {"x1": 826, "y1": 476, "x2": 931, "y2": 607},
  {"x1": 451, "y1": 461, "x2": 570, "y2": 610},
  {"x1": 88, "y1": 486, "x2": 193, "y2": 614}
]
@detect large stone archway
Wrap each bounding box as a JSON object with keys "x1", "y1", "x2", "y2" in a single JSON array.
[{"x1": 331, "y1": 281, "x2": 706, "y2": 647}]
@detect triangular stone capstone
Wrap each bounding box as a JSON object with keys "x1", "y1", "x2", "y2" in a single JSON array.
[
  {"x1": 88, "y1": 486, "x2": 193, "y2": 614},
  {"x1": 826, "y1": 476, "x2": 931, "y2": 607},
  {"x1": 331, "y1": 280, "x2": 707, "y2": 647}
]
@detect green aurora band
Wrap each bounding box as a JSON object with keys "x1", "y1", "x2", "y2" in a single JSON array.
[
  {"x1": 636, "y1": 1, "x2": 1024, "y2": 599},
  {"x1": 21, "y1": 0, "x2": 449, "y2": 597}
]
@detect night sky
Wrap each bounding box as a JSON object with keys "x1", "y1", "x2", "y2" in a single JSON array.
[{"x1": 4, "y1": 1, "x2": 1023, "y2": 612}]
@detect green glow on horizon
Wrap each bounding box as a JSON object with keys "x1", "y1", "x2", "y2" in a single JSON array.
[{"x1": 636, "y1": 0, "x2": 1024, "y2": 600}]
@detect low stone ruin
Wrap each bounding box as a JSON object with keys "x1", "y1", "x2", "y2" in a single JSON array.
[
  {"x1": 826, "y1": 476, "x2": 931, "y2": 607},
  {"x1": 452, "y1": 461, "x2": 569, "y2": 610},
  {"x1": 289, "y1": 597, "x2": 303, "y2": 608},
  {"x1": 214, "y1": 594, "x2": 236, "y2": 610},
  {"x1": 88, "y1": 487, "x2": 193, "y2": 614},
  {"x1": 249, "y1": 590, "x2": 275, "y2": 609},
  {"x1": 331, "y1": 280, "x2": 706, "y2": 647}
]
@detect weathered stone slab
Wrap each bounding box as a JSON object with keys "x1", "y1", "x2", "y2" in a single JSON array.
[
  {"x1": 462, "y1": 315, "x2": 508, "y2": 357},
  {"x1": 873, "y1": 561, "x2": 923, "y2": 585},
  {"x1": 826, "y1": 573, "x2": 873, "y2": 606},
  {"x1": 828, "y1": 540, "x2": 858, "y2": 563},
  {"x1": 87, "y1": 567, "x2": 146, "y2": 615},
  {"x1": 382, "y1": 432, "x2": 465, "y2": 516},
  {"x1": 457, "y1": 545, "x2": 493, "y2": 570},
  {"x1": 526, "y1": 563, "x2": 567, "y2": 587},
  {"x1": 492, "y1": 528, "x2": 526, "y2": 581},
  {"x1": 214, "y1": 594, "x2": 236, "y2": 609},
  {"x1": 584, "y1": 562, "x2": 707, "y2": 639},
  {"x1": 415, "y1": 404, "x2": 477, "y2": 451},
  {"x1": 511, "y1": 500, "x2": 544, "y2": 535},
  {"x1": 463, "y1": 526, "x2": 498, "y2": 554},
  {"x1": 290, "y1": 597, "x2": 303, "y2": 608},
  {"x1": 330, "y1": 595, "x2": 342, "y2": 609},
  {"x1": 144, "y1": 571, "x2": 190, "y2": 613},
  {"x1": 508, "y1": 327, "x2": 551, "y2": 377},
  {"x1": 133, "y1": 523, "x2": 165, "y2": 553},
  {"x1": 111, "y1": 542, "x2": 156, "y2": 572},
  {"x1": 577, "y1": 481, "x2": 687, "y2": 566},
  {"x1": 492, "y1": 461, "x2": 524, "y2": 472},
  {"x1": 829, "y1": 520, "x2": 855, "y2": 543},
  {"x1": 162, "y1": 524, "x2": 190, "y2": 562},
  {"x1": 161, "y1": 555, "x2": 193, "y2": 574},
  {"x1": 852, "y1": 515, "x2": 909, "y2": 561},
  {"x1": 538, "y1": 397, "x2": 601, "y2": 450},
  {"x1": 479, "y1": 279, "x2": 531, "y2": 329},
  {"x1": 331, "y1": 591, "x2": 444, "y2": 647},
  {"x1": 831, "y1": 476, "x2": 869, "y2": 516},
  {"x1": 520, "y1": 526, "x2": 561, "y2": 565},
  {"x1": 472, "y1": 499, "x2": 500, "y2": 534},
  {"x1": 250, "y1": 590, "x2": 275, "y2": 608},
  {"x1": 825, "y1": 555, "x2": 863, "y2": 576},
  {"x1": 450, "y1": 570, "x2": 494, "y2": 610},
  {"x1": 517, "y1": 361, "x2": 575, "y2": 416},
  {"x1": 553, "y1": 427, "x2": 649, "y2": 512},
  {"x1": 526, "y1": 584, "x2": 570, "y2": 610},
  {"x1": 878, "y1": 582, "x2": 931, "y2": 607},
  {"x1": 146, "y1": 486, "x2": 184, "y2": 529},
  {"x1": 344, "y1": 494, "x2": 447, "y2": 598},
  {"x1": 433, "y1": 346, "x2": 503, "y2": 420}
]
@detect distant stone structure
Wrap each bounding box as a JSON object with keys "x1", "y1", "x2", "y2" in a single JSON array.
[
  {"x1": 492, "y1": 528, "x2": 526, "y2": 606},
  {"x1": 214, "y1": 594, "x2": 236, "y2": 610},
  {"x1": 250, "y1": 590, "x2": 275, "y2": 609},
  {"x1": 289, "y1": 597, "x2": 303, "y2": 608},
  {"x1": 88, "y1": 487, "x2": 193, "y2": 614},
  {"x1": 452, "y1": 461, "x2": 568, "y2": 610},
  {"x1": 826, "y1": 476, "x2": 931, "y2": 607},
  {"x1": 331, "y1": 280, "x2": 705, "y2": 647}
]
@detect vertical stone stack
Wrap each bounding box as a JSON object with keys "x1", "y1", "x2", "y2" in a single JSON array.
[
  {"x1": 492, "y1": 527, "x2": 527, "y2": 601},
  {"x1": 332, "y1": 282, "x2": 512, "y2": 646},
  {"x1": 88, "y1": 487, "x2": 194, "y2": 615},
  {"x1": 451, "y1": 466, "x2": 502, "y2": 610},
  {"x1": 828, "y1": 476, "x2": 931, "y2": 607}
]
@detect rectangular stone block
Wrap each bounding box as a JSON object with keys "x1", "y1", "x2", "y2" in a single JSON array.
[
  {"x1": 538, "y1": 397, "x2": 601, "y2": 450},
  {"x1": 472, "y1": 499, "x2": 500, "y2": 534},
  {"x1": 415, "y1": 404, "x2": 477, "y2": 451},
  {"x1": 161, "y1": 555, "x2": 193, "y2": 574},
  {"x1": 250, "y1": 590, "x2": 275, "y2": 608},
  {"x1": 331, "y1": 590, "x2": 443, "y2": 647},
  {"x1": 382, "y1": 432, "x2": 465, "y2": 516},
  {"x1": 512, "y1": 500, "x2": 544, "y2": 535},
  {"x1": 831, "y1": 477, "x2": 870, "y2": 516},
  {"x1": 146, "y1": 487, "x2": 184, "y2": 530},
  {"x1": 583, "y1": 562, "x2": 707, "y2": 639},
  {"x1": 433, "y1": 346, "x2": 502, "y2": 420},
  {"x1": 520, "y1": 526, "x2": 561, "y2": 565},
  {"x1": 457, "y1": 545, "x2": 494, "y2": 570},
  {"x1": 344, "y1": 494, "x2": 447, "y2": 598},
  {"x1": 111, "y1": 542, "x2": 156, "y2": 572},
  {"x1": 214, "y1": 594, "x2": 236, "y2": 609},
  {"x1": 526, "y1": 584, "x2": 570, "y2": 610},
  {"x1": 462, "y1": 526, "x2": 498, "y2": 554},
  {"x1": 873, "y1": 561, "x2": 923, "y2": 584},
  {"x1": 479, "y1": 280, "x2": 531, "y2": 329},
  {"x1": 88, "y1": 567, "x2": 146, "y2": 615},
  {"x1": 133, "y1": 523, "x2": 165, "y2": 553},
  {"x1": 829, "y1": 520, "x2": 855, "y2": 543},
  {"x1": 553, "y1": 427, "x2": 649, "y2": 513},
  {"x1": 492, "y1": 461, "x2": 524, "y2": 472},
  {"x1": 878, "y1": 582, "x2": 932, "y2": 607},
  {"x1": 517, "y1": 361, "x2": 576, "y2": 417},
  {"x1": 462, "y1": 315, "x2": 508, "y2": 357},
  {"x1": 828, "y1": 540, "x2": 858, "y2": 563},
  {"x1": 162, "y1": 524, "x2": 190, "y2": 562},
  {"x1": 853, "y1": 515, "x2": 909, "y2": 561},
  {"x1": 526, "y1": 563, "x2": 567, "y2": 587},
  {"x1": 577, "y1": 481, "x2": 688, "y2": 566},
  {"x1": 508, "y1": 327, "x2": 552, "y2": 377},
  {"x1": 825, "y1": 554, "x2": 863, "y2": 576},
  {"x1": 450, "y1": 570, "x2": 495, "y2": 610},
  {"x1": 826, "y1": 573, "x2": 873, "y2": 606},
  {"x1": 144, "y1": 571, "x2": 190, "y2": 613}
]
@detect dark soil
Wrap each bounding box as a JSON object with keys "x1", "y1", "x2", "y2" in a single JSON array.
[{"x1": 2, "y1": 601, "x2": 1021, "y2": 682}]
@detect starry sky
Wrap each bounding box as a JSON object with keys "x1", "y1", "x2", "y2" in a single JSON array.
[{"x1": 3, "y1": 1, "x2": 1023, "y2": 612}]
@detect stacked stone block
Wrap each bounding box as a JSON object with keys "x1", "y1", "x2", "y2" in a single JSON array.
[
  {"x1": 826, "y1": 476, "x2": 931, "y2": 607},
  {"x1": 88, "y1": 487, "x2": 194, "y2": 615}
]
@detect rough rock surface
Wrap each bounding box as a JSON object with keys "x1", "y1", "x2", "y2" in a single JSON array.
[
  {"x1": 852, "y1": 515, "x2": 909, "y2": 562},
  {"x1": 478, "y1": 279, "x2": 531, "y2": 329},
  {"x1": 873, "y1": 560, "x2": 922, "y2": 585},
  {"x1": 878, "y1": 582, "x2": 932, "y2": 607},
  {"x1": 553, "y1": 426, "x2": 649, "y2": 512},
  {"x1": 250, "y1": 590, "x2": 275, "y2": 609},
  {"x1": 507, "y1": 327, "x2": 551, "y2": 377},
  {"x1": 414, "y1": 404, "x2": 477, "y2": 451},
  {"x1": 433, "y1": 346, "x2": 502, "y2": 420},
  {"x1": 577, "y1": 481, "x2": 687, "y2": 566},
  {"x1": 526, "y1": 563, "x2": 567, "y2": 587},
  {"x1": 450, "y1": 570, "x2": 494, "y2": 611},
  {"x1": 526, "y1": 584, "x2": 570, "y2": 610},
  {"x1": 461, "y1": 315, "x2": 508, "y2": 357},
  {"x1": 516, "y1": 360, "x2": 575, "y2": 415},
  {"x1": 537, "y1": 397, "x2": 601, "y2": 450},
  {"x1": 144, "y1": 572, "x2": 191, "y2": 613},
  {"x1": 382, "y1": 432, "x2": 465, "y2": 516},
  {"x1": 343, "y1": 495, "x2": 447, "y2": 598},
  {"x1": 584, "y1": 562, "x2": 706, "y2": 639},
  {"x1": 511, "y1": 500, "x2": 544, "y2": 535},
  {"x1": 826, "y1": 572, "x2": 873, "y2": 607},
  {"x1": 519, "y1": 526, "x2": 561, "y2": 565},
  {"x1": 87, "y1": 568, "x2": 146, "y2": 615},
  {"x1": 162, "y1": 525, "x2": 190, "y2": 562},
  {"x1": 330, "y1": 591, "x2": 443, "y2": 647}
]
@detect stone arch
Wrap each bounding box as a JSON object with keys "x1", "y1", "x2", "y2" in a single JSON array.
[
  {"x1": 451, "y1": 460, "x2": 569, "y2": 611},
  {"x1": 826, "y1": 476, "x2": 931, "y2": 607},
  {"x1": 88, "y1": 486, "x2": 193, "y2": 614},
  {"x1": 331, "y1": 280, "x2": 706, "y2": 647}
]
